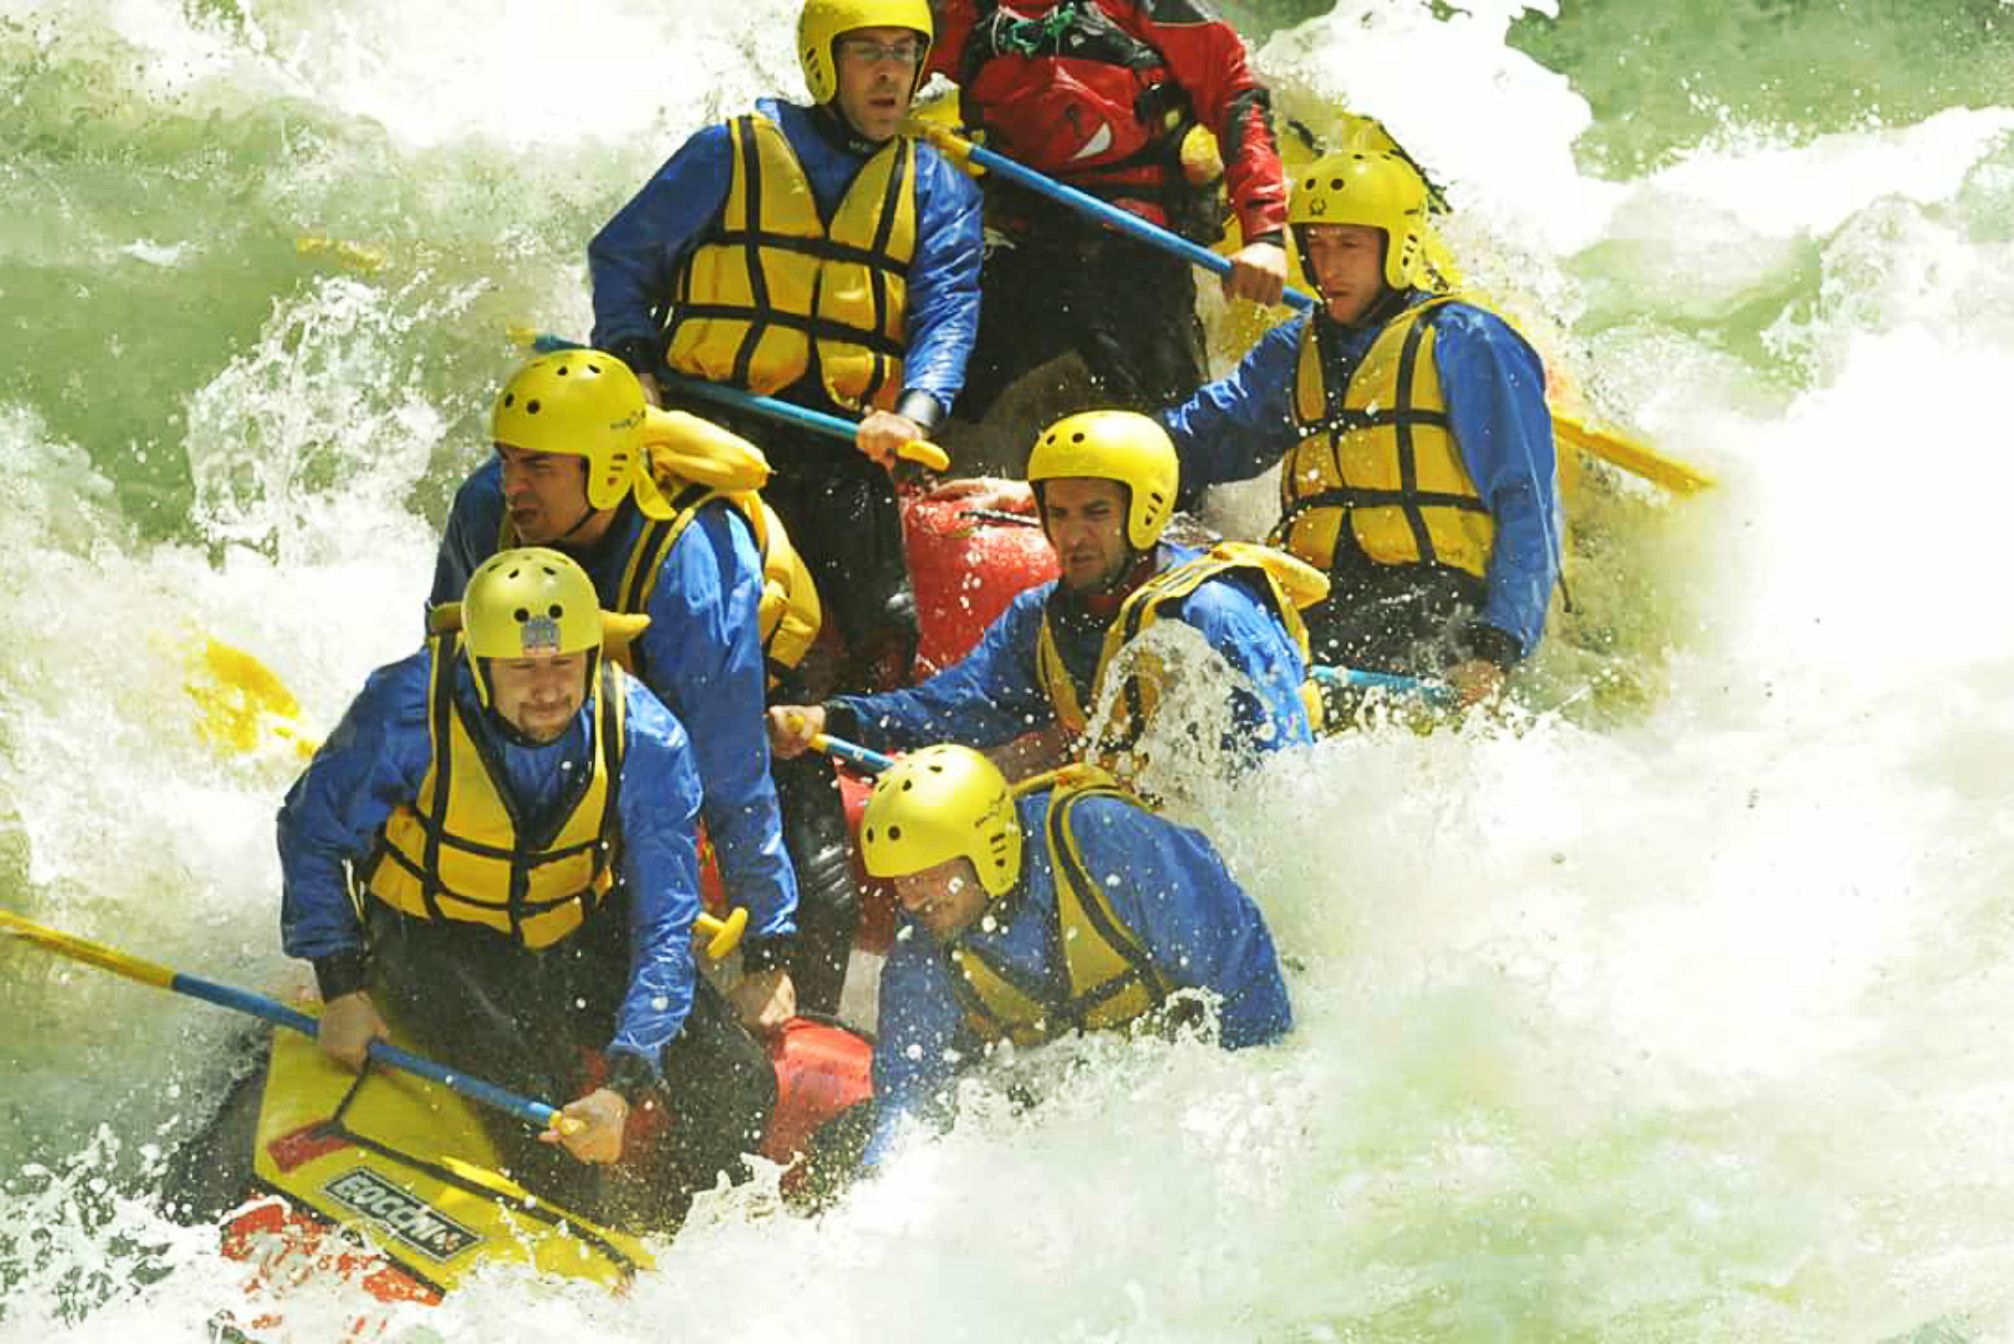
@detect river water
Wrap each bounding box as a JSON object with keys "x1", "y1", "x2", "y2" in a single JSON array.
[{"x1": 2, "y1": 0, "x2": 2012, "y2": 1339}]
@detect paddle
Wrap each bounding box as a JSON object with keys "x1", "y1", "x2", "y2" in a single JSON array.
[
  {"x1": 0, "y1": 910, "x2": 569, "y2": 1132},
  {"x1": 1311, "y1": 664, "x2": 1457, "y2": 710},
  {"x1": 900, "y1": 118, "x2": 1711, "y2": 495},
  {"x1": 809, "y1": 731, "x2": 897, "y2": 775},
  {"x1": 508, "y1": 327, "x2": 952, "y2": 473}
]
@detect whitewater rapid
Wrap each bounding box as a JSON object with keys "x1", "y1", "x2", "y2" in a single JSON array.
[{"x1": 4, "y1": 1, "x2": 2014, "y2": 1340}]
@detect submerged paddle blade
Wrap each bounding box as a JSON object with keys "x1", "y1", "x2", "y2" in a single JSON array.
[
  {"x1": 181, "y1": 635, "x2": 317, "y2": 758},
  {"x1": 1554, "y1": 414, "x2": 1714, "y2": 495}
]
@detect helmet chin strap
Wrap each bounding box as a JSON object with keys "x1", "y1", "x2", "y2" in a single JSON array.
[
  {"x1": 1074, "y1": 547, "x2": 1159, "y2": 621},
  {"x1": 551, "y1": 500, "x2": 606, "y2": 545},
  {"x1": 811, "y1": 101, "x2": 881, "y2": 158}
]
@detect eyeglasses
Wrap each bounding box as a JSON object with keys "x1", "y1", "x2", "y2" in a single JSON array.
[{"x1": 836, "y1": 36, "x2": 924, "y2": 67}]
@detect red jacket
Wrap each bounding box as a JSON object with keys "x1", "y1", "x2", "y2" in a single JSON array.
[{"x1": 927, "y1": 0, "x2": 1288, "y2": 244}]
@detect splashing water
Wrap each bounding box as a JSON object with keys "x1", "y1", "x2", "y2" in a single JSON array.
[{"x1": 4, "y1": 0, "x2": 2014, "y2": 1340}]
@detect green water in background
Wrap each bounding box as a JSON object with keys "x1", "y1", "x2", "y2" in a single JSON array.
[
  {"x1": 4, "y1": 0, "x2": 2010, "y2": 532},
  {"x1": 4, "y1": 1, "x2": 2014, "y2": 1339}
]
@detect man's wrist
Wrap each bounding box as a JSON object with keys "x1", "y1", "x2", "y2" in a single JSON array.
[
  {"x1": 741, "y1": 934, "x2": 800, "y2": 976},
  {"x1": 1456, "y1": 621, "x2": 1523, "y2": 672},
  {"x1": 820, "y1": 701, "x2": 860, "y2": 741},
  {"x1": 609, "y1": 336, "x2": 665, "y2": 380},
  {"x1": 893, "y1": 390, "x2": 944, "y2": 433},
  {"x1": 313, "y1": 950, "x2": 369, "y2": 1002},
  {"x1": 603, "y1": 1050, "x2": 659, "y2": 1105}
]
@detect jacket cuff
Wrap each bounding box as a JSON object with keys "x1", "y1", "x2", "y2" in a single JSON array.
[
  {"x1": 313, "y1": 950, "x2": 370, "y2": 1002},
  {"x1": 1457, "y1": 620, "x2": 1523, "y2": 672},
  {"x1": 741, "y1": 933, "x2": 800, "y2": 976},
  {"x1": 894, "y1": 389, "x2": 945, "y2": 433},
  {"x1": 820, "y1": 701, "x2": 861, "y2": 741},
  {"x1": 609, "y1": 335, "x2": 665, "y2": 380},
  {"x1": 603, "y1": 1049, "x2": 661, "y2": 1104}
]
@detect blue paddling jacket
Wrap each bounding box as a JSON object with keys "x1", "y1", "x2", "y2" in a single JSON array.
[
  {"x1": 278, "y1": 645, "x2": 705, "y2": 1083},
  {"x1": 432, "y1": 458, "x2": 801, "y2": 967},
  {"x1": 867, "y1": 785, "x2": 1293, "y2": 1164},
  {"x1": 826, "y1": 542, "x2": 1313, "y2": 769},
  {"x1": 590, "y1": 97, "x2": 983, "y2": 423},
  {"x1": 1160, "y1": 298, "x2": 1561, "y2": 661}
]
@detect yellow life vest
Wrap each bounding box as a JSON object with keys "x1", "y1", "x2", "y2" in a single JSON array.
[
  {"x1": 942, "y1": 771, "x2": 1167, "y2": 1047},
  {"x1": 616, "y1": 449, "x2": 823, "y2": 685},
  {"x1": 360, "y1": 634, "x2": 625, "y2": 950},
  {"x1": 1277, "y1": 295, "x2": 1496, "y2": 580},
  {"x1": 1033, "y1": 543, "x2": 1328, "y2": 769},
  {"x1": 493, "y1": 443, "x2": 823, "y2": 688},
  {"x1": 665, "y1": 114, "x2": 917, "y2": 413}
]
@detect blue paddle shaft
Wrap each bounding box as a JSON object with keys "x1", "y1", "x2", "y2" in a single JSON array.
[
  {"x1": 953, "y1": 137, "x2": 1317, "y2": 313},
  {"x1": 814, "y1": 733, "x2": 897, "y2": 774},
  {"x1": 1313, "y1": 664, "x2": 1457, "y2": 708},
  {"x1": 169, "y1": 971, "x2": 560, "y2": 1129}
]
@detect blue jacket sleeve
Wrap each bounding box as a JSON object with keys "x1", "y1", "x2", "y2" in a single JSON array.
[
  {"x1": 588, "y1": 126, "x2": 735, "y2": 355},
  {"x1": 1176, "y1": 577, "x2": 1313, "y2": 759},
  {"x1": 635, "y1": 506, "x2": 799, "y2": 945},
  {"x1": 1073, "y1": 797, "x2": 1292, "y2": 1049},
  {"x1": 900, "y1": 149, "x2": 984, "y2": 415},
  {"x1": 830, "y1": 586, "x2": 1058, "y2": 752},
  {"x1": 1158, "y1": 317, "x2": 1304, "y2": 490},
  {"x1": 606, "y1": 681, "x2": 706, "y2": 1076},
  {"x1": 429, "y1": 458, "x2": 504, "y2": 612},
  {"x1": 1435, "y1": 305, "x2": 1562, "y2": 659},
  {"x1": 277, "y1": 651, "x2": 436, "y2": 964},
  {"x1": 864, "y1": 923, "x2": 970, "y2": 1166}
]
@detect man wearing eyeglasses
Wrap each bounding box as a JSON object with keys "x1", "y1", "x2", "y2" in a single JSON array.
[
  {"x1": 592, "y1": 2, "x2": 981, "y2": 1028},
  {"x1": 591, "y1": 0, "x2": 982, "y2": 701}
]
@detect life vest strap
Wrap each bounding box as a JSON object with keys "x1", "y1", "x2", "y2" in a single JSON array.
[
  {"x1": 1281, "y1": 486, "x2": 1490, "y2": 517},
  {"x1": 1305, "y1": 405, "x2": 1451, "y2": 436},
  {"x1": 670, "y1": 304, "x2": 906, "y2": 360},
  {"x1": 373, "y1": 842, "x2": 603, "y2": 917},
  {"x1": 384, "y1": 814, "x2": 605, "y2": 867},
  {"x1": 706, "y1": 229, "x2": 908, "y2": 275}
]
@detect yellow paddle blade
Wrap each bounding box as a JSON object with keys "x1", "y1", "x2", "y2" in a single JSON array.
[
  {"x1": 294, "y1": 235, "x2": 388, "y2": 275},
  {"x1": 181, "y1": 635, "x2": 319, "y2": 759},
  {"x1": 0, "y1": 910, "x2": 178, "y2": 990},
  {"x1": 1554, "y1": 414, "x2": 1714, "y2": 496},
  {"x1": 898, "y1": 439, "x2": 951, "y2": 472}
]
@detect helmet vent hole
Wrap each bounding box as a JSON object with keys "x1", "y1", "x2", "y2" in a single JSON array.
[
  {"x1": 1071, "y1": 432, "x2": 1085, "y2": 443},
  {"x1": 513, "y1": 606, "x2": 530, "y2": 622},
  {"x1": 556, "y1": 366, "x2": 569, "y2": 377},
  {"x1": 901, "y1": 780, "x2": 914, "y2": 791},
  {"x1": 526, "y1": 400, "x2": 542, "y2": 415},
  {"x1": 887, "y1": 825, "x2": 903, "y2": 841},
  {"x1": 1329, "y1": 178, "x2": 1343, "y2": 189},
  {"x1": 548, "y1": 603, "x2": 563, "y2": 619},
  {"x1": 587, "y1": 363, "x2": 601, "y2": 374},
  {"x1": 503, "y1": 393, "x2": 516, "y2": 408}
]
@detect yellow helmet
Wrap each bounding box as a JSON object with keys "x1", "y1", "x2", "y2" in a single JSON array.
[
  {"x1": 462, "y1": 547, "x2": 604, "y2": 674},
  {"x1": 1026, "y1": 410, "x2": 1180, "y2": 551},
  {"x1": 492, "y1": 351, "x2": 648, "y2": 512},
  {"x1": 859, "y1": 745, "x2": 1023, "y2": 900},
  {"x1": 798, "y1": 0, "x2": 933, "y2": 105},
  {"x1": 1288, "y1": 151, "x2": 1430, "y2": 291}
]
